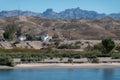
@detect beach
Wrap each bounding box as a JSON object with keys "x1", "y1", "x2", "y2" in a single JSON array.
[
  {"x1": 1, "y1": 63, "x2": 120, "y2": 69},
  {"x1": 15, "y1": 63, "x2": 120, "y2": 68}
]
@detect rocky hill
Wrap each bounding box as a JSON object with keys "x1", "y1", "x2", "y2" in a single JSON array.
[
  {"x1": 0, "y1": 8, "x2": 120, "y2": 19},
  {"x1": 0, "y1": 16, "x2": 120, "y2": 39}
]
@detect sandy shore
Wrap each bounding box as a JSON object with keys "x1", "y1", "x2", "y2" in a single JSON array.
[
  {"x1": 1, "y1": 63, "x2": 120, "y2": 69},
  {"x1": 15, "y1": 63, "x2": 120, "y2": 68}
]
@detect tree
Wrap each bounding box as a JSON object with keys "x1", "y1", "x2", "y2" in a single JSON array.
[
  {"x1": 26, "y1": 34, "x2": 36, "y2": 41},
  {"x1": 102, "y1": 38, "x2": 115, "y2": 54},
  {"x1": 3, "y1": 32, "x2": 12, "y2": 40},
  {"x1": 0, "y1": 56, "x2": 16, "y2": 67},
  {"x1": 3, "y1": 24, "x2": 21, "y2": 40},
  {"x1": 93, "y1": 43, "x2": 105, "y2": 53}
]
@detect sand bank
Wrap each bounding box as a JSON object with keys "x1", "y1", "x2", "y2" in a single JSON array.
[
  {"x1": 1, "y1": 63, "x2": 120, "y2": 69},
  {"x1": 15, "y1": 63, "x2": 120, "y2": 68}
]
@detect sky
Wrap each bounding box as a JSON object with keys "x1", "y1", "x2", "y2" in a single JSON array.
[{"x1": 0, "y1": 0, "x2": 120, "y2": 14}]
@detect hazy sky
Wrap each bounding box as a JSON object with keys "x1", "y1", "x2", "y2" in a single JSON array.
[{"x1": 0, "y1": 0, "x2": 120, "y2": 14}]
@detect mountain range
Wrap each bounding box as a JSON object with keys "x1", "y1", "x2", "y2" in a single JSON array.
[
  {"x1": 0, "y1": 7, "x2": 120, "y2": 19},
  {"x1": 0, "y1": 16, "x2": 120, "y2": 39}
]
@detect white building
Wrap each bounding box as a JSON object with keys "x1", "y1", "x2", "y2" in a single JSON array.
[
  {"x1": 18, "y1": 35, "x2": 26, "y2": 41},
  {"x1": 41, "y1": 34, "x2": 52, "y2": 41}
]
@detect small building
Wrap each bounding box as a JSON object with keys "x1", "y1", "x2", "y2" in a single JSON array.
[
  {"x1": 40, "y1": 34, "x2": 52, "y2": 41},
  {"x1": 18, "y1": 35, "x2": 26, "y2": 41}
]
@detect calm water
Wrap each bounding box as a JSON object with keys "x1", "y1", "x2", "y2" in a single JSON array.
[{"x1": 0, "y1": 68, "x2": 120, "y2": 80}]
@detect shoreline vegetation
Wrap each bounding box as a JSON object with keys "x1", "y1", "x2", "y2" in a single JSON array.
[{"x1": 0, "y1": 38, "x2": 120, "y2": 68}]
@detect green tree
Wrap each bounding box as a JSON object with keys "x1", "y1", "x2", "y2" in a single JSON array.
[
  {"x1": 3, "y1": 32, "x2": 12, "y2": 40},
  {"x1": 0, "y1": 56, "x2": 16, "y2": 67},
  {"x1": 93, "y1": 43, "x2": 105, "y2": 53},
  {"x1": 26, "y1": 34, "x2": 36, "y2": 41},
  {"x1": 3, "y1": 24, "x2": 21, "y2": 40},
  {"x1": 112, "y1": 53, "x2": 120, "y2": 59},
  {"x1": 102, "y1": 38, "x2": 115, "y2": 54}
]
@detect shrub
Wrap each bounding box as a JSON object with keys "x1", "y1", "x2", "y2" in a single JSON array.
[
  {"x1": 54, "y1": 42, "x2": 60, "y2": 48},
  {"x1": 115, "y1": 45, "x2": 120, "y2": 52},
  {"x1": 91, "y1": 57, "x2": 99, "y2": 63},
  {"x1": 26, "y1": 34, "x2": 36, "y2": 41},
  {"x1": 73, "y1": 54, "x2": 82, "y2": 59},
  {"x1": 87, "y1": 55, "x2": 99, "y2": 63},
  {"x1": 68, "y1": 58, "x2": 73, "y2": 63},
  {"x1": 112, "y1": 53, "x2": 120, "y2": 59},
  {"x1": 102, "y1": 38, "x2": 115, "y2": 54},
  {"x1": 52, "y1": 34, "x2": 59, "y2": 38},
  {"x1": 60, "y1": 57, "x2": 63, "y2": 61},
  {"x1": 75, "y1": 41, "x2": 81, "y2": 45},
  {"x1": 93, "y1": 43, "x2": 105, "y2": 53},
  {"x1": 0, "y1": 56, "x2": 15, "y2": 67}
]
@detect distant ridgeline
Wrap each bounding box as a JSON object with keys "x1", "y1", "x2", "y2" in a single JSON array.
[{"x1": 0, "y1": 7, "x2": 120, "y2": 19}]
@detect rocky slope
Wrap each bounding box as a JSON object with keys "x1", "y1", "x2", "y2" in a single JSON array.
[{"x1": 0, "y1": 16, "x2": 120, "y2": 39}]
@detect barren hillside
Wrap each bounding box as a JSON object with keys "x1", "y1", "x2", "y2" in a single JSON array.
[{"x1": 0, "y1": 16, "x2": 120, "y2": 39}]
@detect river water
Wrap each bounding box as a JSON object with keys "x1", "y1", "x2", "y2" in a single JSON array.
[{"x1": 0, "y1": 68, "x2": 120, "y2": 80}]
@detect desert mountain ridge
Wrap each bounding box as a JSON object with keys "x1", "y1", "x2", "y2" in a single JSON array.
[
  {"x1": 0, "y1": 16, "x2": 120, "y2": 40},
  {"x1": 0, "y1": 7, "x2": 120, "y2": 19}
]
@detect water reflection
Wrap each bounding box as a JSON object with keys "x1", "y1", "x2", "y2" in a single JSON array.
[
  {"x1": 0, "y1": 69, "x2": 13, "y2": 74},
  {"x1": 102, "y1": 68, "x2": 114, "y2": 80}
]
